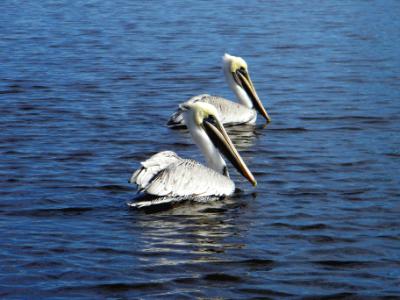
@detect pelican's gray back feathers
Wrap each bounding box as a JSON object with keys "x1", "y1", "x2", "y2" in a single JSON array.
[
  {"x1": 144, "y1": 158, "x2": 235, "y2": 197},
  {"x1": 167, "y1": 94, "x2": 256, "y2": 128},
  {"x1": 130, "y1": 151, "x2": 181, "y2": 190},
  {"x1": 130, "y1": 151, "x2": 235, "y2": 198}
]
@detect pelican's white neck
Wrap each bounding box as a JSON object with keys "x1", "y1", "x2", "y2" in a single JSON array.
[
  {"x1": 184, "y1": 111, "x2": 227, "y2": 175},
  {"x1": 222, "y1": 54, "x2": 253, "y2": 109}
]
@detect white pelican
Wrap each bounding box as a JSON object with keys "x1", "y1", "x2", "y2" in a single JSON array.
[
  {"x1": 129, "y1": 102, "x2": 256, "y2": 208},
  {"x1": 167, "y1": 53, "x2": 271, "y2": 128}
]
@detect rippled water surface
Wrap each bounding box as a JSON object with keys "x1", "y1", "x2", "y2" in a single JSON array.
[{"x1": 1, "y1": 1, "x2": 400, "y2": 298}]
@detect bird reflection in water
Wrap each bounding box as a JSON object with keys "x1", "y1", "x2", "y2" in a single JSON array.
[
  {"x1": 225, "y1": 124, "x2": 259, "y2": 151},
  {"x1": 129, "y1": 198, "x2": 251, "y2": 268}
]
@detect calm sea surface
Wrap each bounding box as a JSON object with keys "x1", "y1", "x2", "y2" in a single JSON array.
[{"x1": 1, "y1": 1, "x2": 400, "y2": 298}]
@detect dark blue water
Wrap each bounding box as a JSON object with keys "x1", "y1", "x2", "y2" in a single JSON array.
[{"x1": 1, "y1": 1, "x2": 400, "y2": 298}]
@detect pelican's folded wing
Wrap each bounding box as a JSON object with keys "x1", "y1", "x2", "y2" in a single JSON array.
[
  {"x1": 167, "y1": 94, "x2": 256, "y2": 127},
  {"x1": 144, "y1": 159, "x2": 235, "y2": 197},
  {"x1": 204, "y1": 96, "x2": 256, "y2": 125},
  {"x1": 130, "y1": 151, "x2": 181, "y2": 190}
]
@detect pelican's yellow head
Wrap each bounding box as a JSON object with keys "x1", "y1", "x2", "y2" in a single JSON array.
[
  {"x1": 223, "y1": 53, "x2": 248, "y2": 73},
  {"x1": 183, "y1": 102, "x2": 220, "y2": 126}
]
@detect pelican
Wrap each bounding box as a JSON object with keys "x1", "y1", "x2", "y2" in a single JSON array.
[
  {"x1": 129, "y1": 102, "x2": 256, "y2": 208},
  {"x1": 167, "y1": 53, "x2": 271, "y2": 128}
]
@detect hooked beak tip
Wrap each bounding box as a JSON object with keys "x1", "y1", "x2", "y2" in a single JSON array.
[{"x1": 261, "y1": 109, "x2": 271, "y2": 123}]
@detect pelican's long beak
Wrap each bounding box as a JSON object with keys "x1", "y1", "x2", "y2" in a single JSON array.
[
  {"x1": 233, "y1": 69, "x2": 271, "y2": 123},
  {"x1": 203, "y1": 118, "x2": 257, "y2": 186}
]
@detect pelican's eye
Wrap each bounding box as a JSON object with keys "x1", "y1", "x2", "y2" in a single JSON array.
[
  {"x1": 204, "y1": 114, "x2": 217, "y2": 125},
  {"x1": 237, "y1": 66, "x2": 247, "y2": 76}
]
